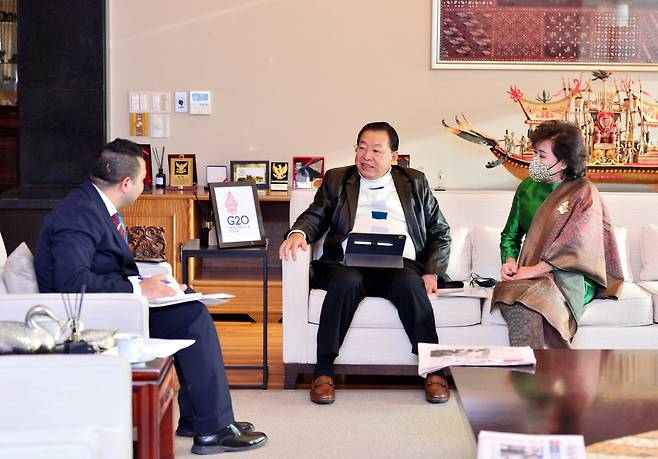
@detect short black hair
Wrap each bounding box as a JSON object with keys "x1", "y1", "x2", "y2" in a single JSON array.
[
  {"x1": 90, "y1": 138, "x2": 145, "y2": 186},
  {"x1": 357, "y1": 122, "x2": 399, "y2": 152},
  {"x1": 529, "y1": 120, "x2": 587, "y2": 180}
]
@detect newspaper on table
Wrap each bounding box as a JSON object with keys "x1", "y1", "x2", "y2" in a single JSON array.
[
  {"x1": 477, "y1": 431, "x2": 586, "y2": 459},
  {"x1": 417, "y1": 343, "x2": 536, "y2": 377}
]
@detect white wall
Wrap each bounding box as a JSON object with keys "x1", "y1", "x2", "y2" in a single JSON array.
[{"x1": 108, "y1": 0, "x2": 658, "y2": 191}]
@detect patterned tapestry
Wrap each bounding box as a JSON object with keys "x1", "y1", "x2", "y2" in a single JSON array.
[{"x1": 436, "y1": 0, "x2": 658, "y2": 65}]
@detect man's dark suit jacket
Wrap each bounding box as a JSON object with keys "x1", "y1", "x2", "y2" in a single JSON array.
[
  {"x1": 289, "y1": 165, "x2": 451, "y2": 279},
  {"x1": 36, "y1": 180, "x2": 139, "y2": 293}
]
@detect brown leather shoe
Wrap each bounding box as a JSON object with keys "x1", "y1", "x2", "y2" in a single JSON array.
[
  {"x1": 310, "y1": 375, "x2": 335, "y2": 404},
  {"x1": 425, "y1": 375, "x2": 450, "y2": 403}
]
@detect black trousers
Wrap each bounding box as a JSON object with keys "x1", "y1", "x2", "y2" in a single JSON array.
[
  {"x1": 149, "y1": 300, "x2": 234, "y2": 434},
  {"x1": 312, "y1": 260, "x2": 439, "y2": 358}
]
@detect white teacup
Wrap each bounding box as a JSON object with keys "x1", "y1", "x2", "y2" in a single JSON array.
[{"x1": 115, "y1": 333, "x2": 144, "y2": 361}]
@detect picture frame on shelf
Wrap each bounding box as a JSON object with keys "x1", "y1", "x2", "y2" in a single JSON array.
[
  {"x1": 229, "y1": 160, "x2": 269, "y2": 189},
  {"x1": 208, "y1": 182, "x2": 266, "y2": 248},
  {"x1": 270, "y1": 161, "x2": 289, "y2": 191},
  {"x1": 206, "y1": 165, "x2": 228, "y2": 189},
  {"x1": 168, "y1": 154, "x2": 197, "y2": 188},
  {"x1": 138, "y1": 143, "x2": 153, "y2": 189},
  {"x1": 292, "y1": 156, "x2": 324, "y2": 189}
]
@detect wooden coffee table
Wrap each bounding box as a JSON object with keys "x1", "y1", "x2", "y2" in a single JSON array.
[
  {"x1": 132, "y1": 356, "x2": 175, "y2": 459},
  {"x1": 452, "y1": 349, "x2": 658, "y2": 445}
]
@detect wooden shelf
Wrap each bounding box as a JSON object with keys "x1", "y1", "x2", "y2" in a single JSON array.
[
  {"x1": 139, "y1": 187, "x2": 290, "y2": 202},
  {"x1": 192, "y1": 278, "x2": 281, "y2": 322}
]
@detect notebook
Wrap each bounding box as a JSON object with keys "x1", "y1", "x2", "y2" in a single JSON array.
[{"x1": 344, "y1": 232, "x2": 406, "y2": 269}]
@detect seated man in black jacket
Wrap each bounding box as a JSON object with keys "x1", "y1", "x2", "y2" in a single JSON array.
[{"x1": 279, "y1": 122, "x2": 452, "y2": 404}]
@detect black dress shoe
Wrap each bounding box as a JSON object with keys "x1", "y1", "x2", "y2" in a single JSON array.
[
  {"x1": 192, "y1": 424, "x2": 267, "y2": 455},
  {"x1": 176, "y1": 420, "x2": 255, "y2": 437}
]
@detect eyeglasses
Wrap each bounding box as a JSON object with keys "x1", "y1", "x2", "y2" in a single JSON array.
[
  {"x1": 469, "y1": 273, "x2": 497, "y2": 288},
  {"x1": 354, "y1": 144, "x2": 390, "y2": 156}
]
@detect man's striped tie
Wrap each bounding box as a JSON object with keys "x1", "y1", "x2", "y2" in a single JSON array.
[{"x1": 111, "y1": 212, "x2": 128, "y2": 242}]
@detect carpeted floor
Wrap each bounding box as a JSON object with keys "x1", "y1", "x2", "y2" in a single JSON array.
[{"x1": 174, "y1": 389, "x2": 476, "y2": 458}]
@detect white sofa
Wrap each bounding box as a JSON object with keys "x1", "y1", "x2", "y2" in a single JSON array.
[
  {"x1": 0, "y1": 355, "x2": 132, "y2": 459},
  {"x1": 282, "y1": 189, "x2": 658, "y2": 387},
  {"x1": 0, "y1": 231, "x2": 174, "y2": 336}
]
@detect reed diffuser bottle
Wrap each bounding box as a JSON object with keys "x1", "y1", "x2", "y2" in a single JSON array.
[{"x1": 153, "y1": 146, "x2": 166, "y2": 189}]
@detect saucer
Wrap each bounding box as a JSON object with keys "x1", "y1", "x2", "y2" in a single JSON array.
[{"x1": 129, "y1": 353, "x2": 156, "y2": 364}]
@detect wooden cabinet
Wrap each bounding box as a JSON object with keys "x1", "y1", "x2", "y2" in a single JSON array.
[
  {"x1": 122, "y1": 188, "x2": 289, "y2": 322},
  {"x1": 122, "y1": 191, "x2": 194, "y2": 281}
]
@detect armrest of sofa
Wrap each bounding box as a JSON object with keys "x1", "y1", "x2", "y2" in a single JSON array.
[
  {"x1": 282, "y1": 247, "x2": 311, "y2": 363},
  {"x1": 136, "y1": 261, "x2": 173, "y2": 277},
  {"x1": 0, "y1": 293, "x2": 149, "y2": 336}
]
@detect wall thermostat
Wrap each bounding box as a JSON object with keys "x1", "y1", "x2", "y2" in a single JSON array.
[{"x1": 190, "y1": 91, "x2": 212, "y2": 115}]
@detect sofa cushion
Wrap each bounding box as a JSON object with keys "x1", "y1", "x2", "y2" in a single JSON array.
[
  {"x1": 638, "y1": 281, "x2": 658, "y2": 322},
  {"x1": 482, "y1": 282, "x2": 652, "y2": 327},
  {"x1": 308, "y1": 289, "x2": 481, "y2": 328},
  {"x1": 471, "y1": 226, "x2": 502, "y2": 281},
  {"x1": 445, "y1": 226, "x2": 470, "y2": 281},
  {"x1": 640, "y1": 224, "x2": 658, "y2": 281},
  {"x1": 3, "y1": 243, "x2": 39, "y2": 294},
  {"x1": 614, "y1": 227, "x2": 633, "y2": 282},
  {"x1": 0, "y1": 266, "x2": 7, "y2": 294}
]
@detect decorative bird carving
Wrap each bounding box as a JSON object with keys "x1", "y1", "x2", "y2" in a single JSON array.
[
  {"x1": 0, "y1": 305, "x2": 66, "y2": 354},
  {"x1": 443, "y1": 115, "x2": 508, "y2": 169}
]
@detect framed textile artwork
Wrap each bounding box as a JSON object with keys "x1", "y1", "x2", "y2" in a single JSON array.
[{"x1": 431, "y1": 0, "x2": 658, "y2": 70}]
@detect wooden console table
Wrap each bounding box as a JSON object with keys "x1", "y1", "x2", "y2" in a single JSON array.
[{"x1": 132, "y1": 356, "x2": 175, "y2": 459}]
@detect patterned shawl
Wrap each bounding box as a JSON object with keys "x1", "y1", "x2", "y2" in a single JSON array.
[{"x1": 493, "y1": 178, "x2": 624, "y2": 340}]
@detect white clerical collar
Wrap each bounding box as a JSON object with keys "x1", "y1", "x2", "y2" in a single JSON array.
[
  {"x1": 91, "y1": 182, "x2": 118, "y2": 217},
  {"x1": 358, "y1": 167, "x2": 392, "y2": 189}
]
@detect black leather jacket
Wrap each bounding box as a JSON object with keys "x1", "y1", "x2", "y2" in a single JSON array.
[{"x1": 289, "y1": 165, "x2": 451, "y2": 279}]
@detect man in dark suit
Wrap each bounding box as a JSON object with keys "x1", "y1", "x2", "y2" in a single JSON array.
[
  {"x1": 35, "y1": 139, "x2": 267, "y2": 455},
  {"x1": 279, "y1": 122, "x2": 452, "y2": 404}
]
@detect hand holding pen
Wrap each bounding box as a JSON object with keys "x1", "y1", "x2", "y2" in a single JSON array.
[{"x1": 138, "y1": 274, "x2": 188, "y2": 300}]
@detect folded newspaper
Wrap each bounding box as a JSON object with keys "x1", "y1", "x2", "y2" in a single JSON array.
[
  {"x1": 477, "y1": 431, "x2": 585, "y2": 459},
  {"x1": 417, "y1": 343, "x2": 536, "y2": 377}
]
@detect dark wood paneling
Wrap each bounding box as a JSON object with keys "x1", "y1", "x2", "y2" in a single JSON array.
[{"x1": 17, "y1": 0, "x2": 106, "y2": 186}]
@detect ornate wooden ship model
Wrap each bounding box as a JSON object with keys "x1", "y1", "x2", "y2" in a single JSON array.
[{"x1": 445, "y1": 71, "x2": 658, "y2": 185}]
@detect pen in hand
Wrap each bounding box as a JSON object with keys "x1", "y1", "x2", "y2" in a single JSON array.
[{"x1": 138, "y1": 275, "x2": 172, "y2": 285}]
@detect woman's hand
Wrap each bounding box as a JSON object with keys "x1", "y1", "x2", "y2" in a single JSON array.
[
  {"x1": 511, "y1": 261, "x2": 552, "y2": 280},
  {"x1": 501, "y1": 258, "x2": 518, "y2": 280}
]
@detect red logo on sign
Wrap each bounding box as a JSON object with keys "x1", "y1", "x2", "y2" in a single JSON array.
[{"x1": 225, "y1": 191, "x2": 238, "y2": 215}]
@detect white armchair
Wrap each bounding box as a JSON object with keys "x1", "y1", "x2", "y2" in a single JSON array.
[
  {"x1": 0, "y1": 355, "x2": 133, "y2": 459},
  {"x1": 0, "y1": 230, "x2": 173, "y2": 337}
]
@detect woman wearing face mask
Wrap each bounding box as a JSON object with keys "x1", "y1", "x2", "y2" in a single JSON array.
[{"x1": 492, "y1": 120, "x2": 624, "y2": 348}]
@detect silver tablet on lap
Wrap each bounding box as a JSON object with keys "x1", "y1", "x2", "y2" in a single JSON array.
[{"x1": 344, "y1": 233, "x2": 406, "y2": 269}]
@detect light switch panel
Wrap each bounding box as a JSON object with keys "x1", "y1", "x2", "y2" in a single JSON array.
[{"x1": 175, "y1": 92, "x2": 188, "y2": 112}]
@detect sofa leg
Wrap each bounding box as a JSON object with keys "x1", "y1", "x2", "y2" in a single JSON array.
[{"x1": 284, "y1": 364, "x2": 299, "y2": 389}]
